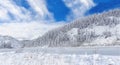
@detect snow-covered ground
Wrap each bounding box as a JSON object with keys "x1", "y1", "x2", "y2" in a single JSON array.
[
  {"x1": 0, "y1": 47, "x2": 120, "y2": 65},
  {"x1": 0, "y1": 52, "x2": 120, "y2": 65}
]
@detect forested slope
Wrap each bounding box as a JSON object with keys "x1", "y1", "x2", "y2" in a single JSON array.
[{"x1": 23, "y1": 9, "x2": 120, "y2": 47}]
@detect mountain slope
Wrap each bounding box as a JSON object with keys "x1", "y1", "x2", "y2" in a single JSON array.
[{"x1": 23, "y1": 9, "x2": 120, "y2": 47}]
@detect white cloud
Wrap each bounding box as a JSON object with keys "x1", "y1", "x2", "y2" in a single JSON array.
[
  {"x1": 0, "y1": 0, "x2": 32, "y2": 22},
  {"x1": 0, "y1": 7, "x2": 10, "y2": 21},
  {"x1": 27, "y1": 0, "x2": 54, "y2": 20},
  {"x1": 0, "y1": 22, "x2": 64, "y2": 40},
  {"x1": 0, "y1": 0, "x2": 54, "y2": 22},
  {"x1": 63, "y1": 0, "x2": 96, "y2": 20},
  {"x1": 0, "y1": 0, "x2": 26, "y2": 20}
]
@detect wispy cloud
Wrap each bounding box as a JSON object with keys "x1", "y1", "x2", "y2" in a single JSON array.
[
  {"x1": 0, "y1": 0, "x2": 54, "y2": 22},
  {"x1": 27, "y1": 0, "x2": 54, "y2": 20},
  {"x1": 63, "y1": 0, "x2": 95, "y2": 20},
  {"x1": 0, "y1": 0, "x2": 31, "y2": 22}
]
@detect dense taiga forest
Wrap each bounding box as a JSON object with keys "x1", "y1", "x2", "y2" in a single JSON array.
[{"x1": 1, "y1": 9, "x2": 120, "y2": 48}]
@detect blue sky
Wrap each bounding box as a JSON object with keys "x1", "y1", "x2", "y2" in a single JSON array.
[
  {"x1": 46, "y1": 0, "x2": 70, "y2": 21},
  {"x1": 1, "y1": 0, "x2": 120, "y2": 22},
  {"x1": 87, "y1": 0, "x2": 120, "y2": 15},
  {"x1": 13, "y1": 0, "x2": 120, "y2": 21},
  {"x1": 0, "y1": 0, "x2": 120, "y2": 39}
]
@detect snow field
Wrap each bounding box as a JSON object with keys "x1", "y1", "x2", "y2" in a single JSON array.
[{"x1": 0, "y1": 52, "x2": 120, "y2": 65}]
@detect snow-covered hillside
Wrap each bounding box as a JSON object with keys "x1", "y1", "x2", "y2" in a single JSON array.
[
  {"x1": 23, "y1": 9, "x2": 120, "y2": 47},
  {"x1": 0, "y1": 35, "x2": 23, "y2": 48}
]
